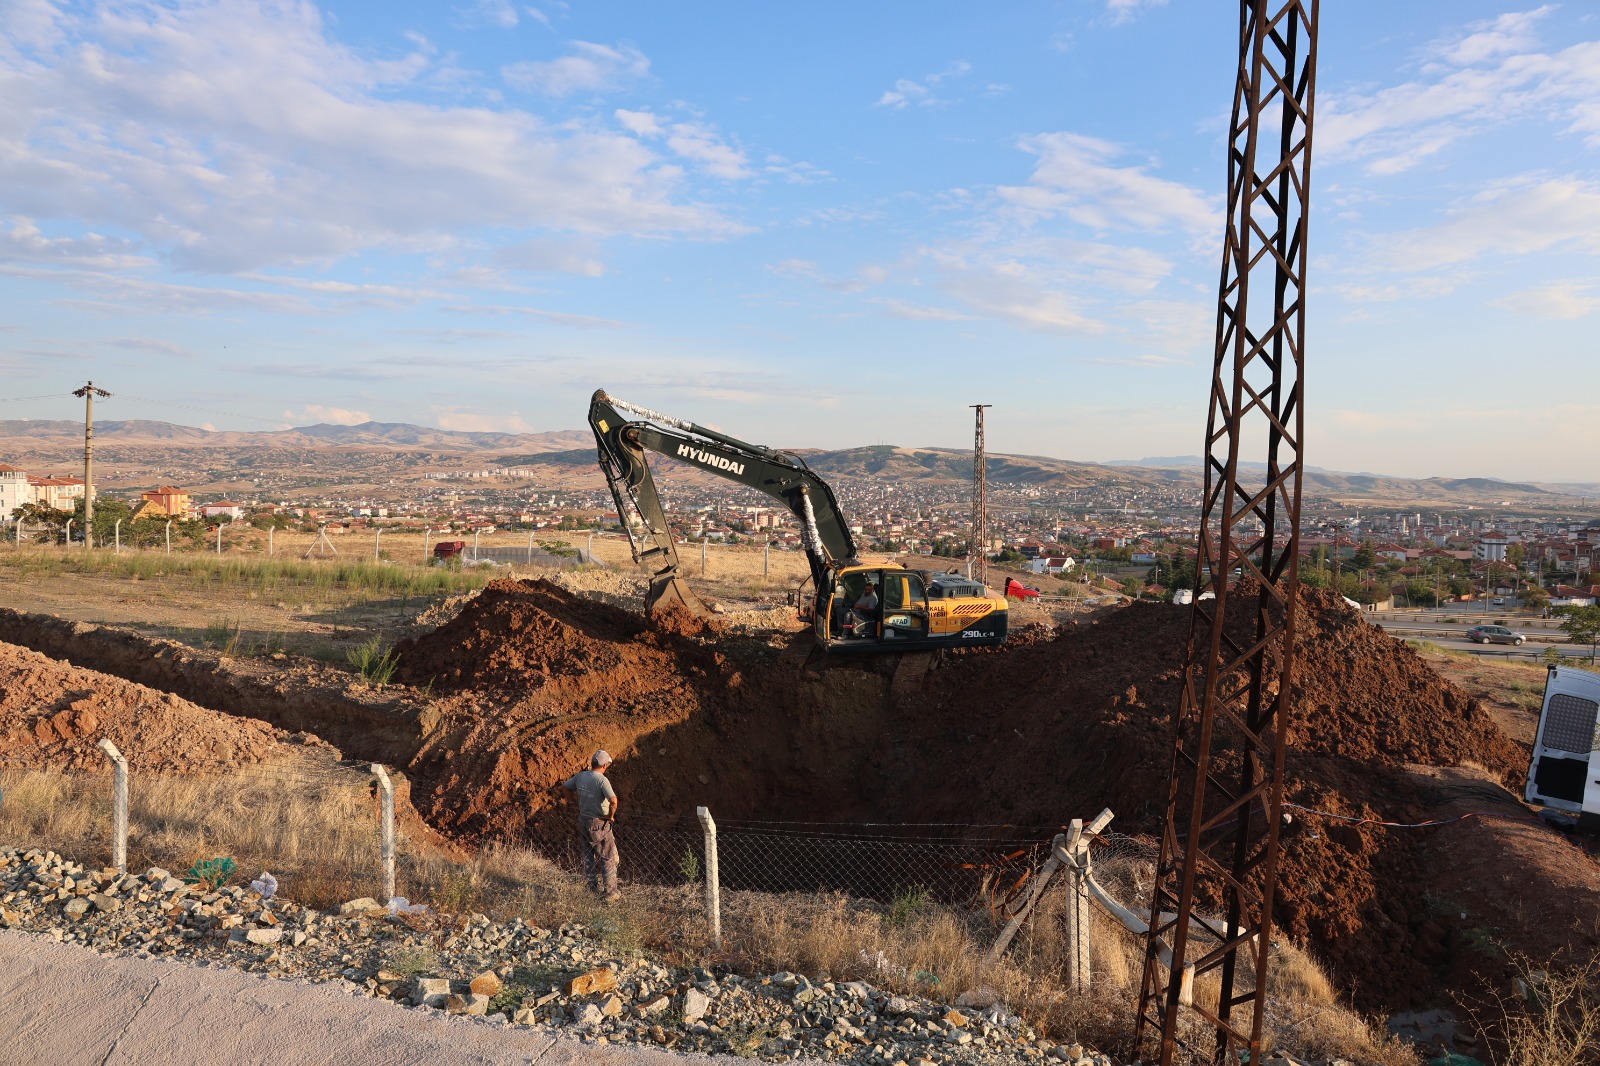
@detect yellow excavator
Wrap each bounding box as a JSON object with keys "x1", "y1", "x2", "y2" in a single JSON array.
[{"x1": 588, "y1": 390, "x2": 1008, "y2": 652}]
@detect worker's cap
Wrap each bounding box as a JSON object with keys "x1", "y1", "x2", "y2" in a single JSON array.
[{"x1": 592, "y1": 750, "x2": 613, "y2": 768}]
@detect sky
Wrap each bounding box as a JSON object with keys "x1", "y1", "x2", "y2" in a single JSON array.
[{"x1": 1, "y1": 1, "x2": 1598, "y2": 482}]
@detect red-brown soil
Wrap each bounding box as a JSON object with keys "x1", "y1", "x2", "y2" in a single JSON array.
[
  {"x1": 0, "y1": 640, "x2": 305, "y2": 773},
  {"x1": 390, "y1": 579, "x2": 1599, "y2": 1011}
]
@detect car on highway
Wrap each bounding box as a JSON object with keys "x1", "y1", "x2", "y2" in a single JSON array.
[{"x1": 1466, "y1": 624, "x2": 1526, "y2": 645}]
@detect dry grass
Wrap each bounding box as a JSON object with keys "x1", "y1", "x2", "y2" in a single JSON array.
[
  {"x1": 0, "y1": 764, "x2": 1412, "y2": 1063},
  {"x1": 1475, "y1": 952, "x2": 1600, "y2": 1066}
]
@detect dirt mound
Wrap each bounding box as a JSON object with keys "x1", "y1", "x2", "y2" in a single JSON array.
[
  {"x1": 394, "y1": 579, "x2": 739, "y2": 839},
  {"x1": 0, "y1": 641, "x2": 299, "y2": 773}
]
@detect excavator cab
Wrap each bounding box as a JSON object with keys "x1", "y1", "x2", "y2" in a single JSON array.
[{"x1": 816, "y1": 563, "x2": 999, "y2": 652}]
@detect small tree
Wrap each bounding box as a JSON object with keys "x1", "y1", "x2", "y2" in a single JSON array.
[
  {"x1": 1558, "y1": 605, "x2": 1600, "y2": 664},
  {"x1": 1522, "y1": 586, "x2": 1551, "y2": 614}
]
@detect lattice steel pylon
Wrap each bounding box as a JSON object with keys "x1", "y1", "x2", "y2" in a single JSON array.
[
  {"x1": 1134, "y1": 2, "x2": 1317, "y2": 1063},
  {"x1": 969, "y1": 404, "x2": 991, "y2": 587}
]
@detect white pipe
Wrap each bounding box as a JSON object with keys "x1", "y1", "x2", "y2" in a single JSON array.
[{"x1": 605, "y1": 395, "x2": 695, "y2": 432}]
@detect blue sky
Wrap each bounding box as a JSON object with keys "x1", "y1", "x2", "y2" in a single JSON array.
[{"x1": 1, "y1": 1, "x2": 1598, "y2": 481}]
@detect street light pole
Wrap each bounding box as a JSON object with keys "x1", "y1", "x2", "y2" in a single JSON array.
[{"x1": 73, "y1": 381, "x2": 111, "y2": 548}]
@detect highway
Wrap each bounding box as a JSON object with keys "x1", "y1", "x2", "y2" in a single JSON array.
[{"x1": 1370, "y1": 608, "x2": 1595, "y2": 661}]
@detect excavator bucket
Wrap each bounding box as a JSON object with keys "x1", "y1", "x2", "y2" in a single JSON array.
[{"x1": 645, "y1": 573, "x2": 712, "y2": 619}]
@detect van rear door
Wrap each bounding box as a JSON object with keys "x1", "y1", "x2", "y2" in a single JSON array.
[{"x1": 1526, "y1": 664, "x2": 1600, "y2": 827}]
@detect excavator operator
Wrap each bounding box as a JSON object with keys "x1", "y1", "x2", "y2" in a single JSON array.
[{"x1": 849, "y1": 574, "x2": 880, "y2": 639}]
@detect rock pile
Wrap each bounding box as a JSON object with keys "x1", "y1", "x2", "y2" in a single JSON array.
[{"x1": 0, "y1": 845, "x2": 1141, "y2": 1066}]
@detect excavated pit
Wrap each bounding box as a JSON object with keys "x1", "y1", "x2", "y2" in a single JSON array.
[
  {"x1": 391, "y1": 578, "x2": 1596, "y2": 1012},
  {"x1": 0, "y1": 608, "x2": 426, "y2": 766}
]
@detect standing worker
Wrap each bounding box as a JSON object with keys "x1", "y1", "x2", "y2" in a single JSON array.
[{"x1": 561, "y1": 751, "x2": 621, "y2": 901}]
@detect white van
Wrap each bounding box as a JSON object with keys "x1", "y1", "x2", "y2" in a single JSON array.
[{"x1": 1525, "y1": 664, "x2": 1600, "y2": 829}]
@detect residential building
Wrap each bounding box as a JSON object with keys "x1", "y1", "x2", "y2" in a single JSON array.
[
  {"x1": 0, "y1": 464, "x2": 32, "y2": 517},
  {"x1": 1475, "y1": 532, "x2": 1510, "y2": 562},
  {"x1": 200, "y1": 502, "x2": 245, "y2": 520},
  {"x1": 27, "y1": 474, "x2": 85, "y2": 510},
  {"x1": 139, "y1": 486, "x2": 191, "y2": 518}
]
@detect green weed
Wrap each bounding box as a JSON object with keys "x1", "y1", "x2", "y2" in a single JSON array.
[
  {"x1": 346, "y1": 636, "x2": 399, "y2": 684},
  {"x1": 886, "y1": 886, "x2": 931, "y2": 927}
]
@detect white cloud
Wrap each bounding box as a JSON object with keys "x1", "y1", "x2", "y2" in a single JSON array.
[
  {"x1": 997, "y1": 133, "x2": 1215, "y2": 234},
  {"x1": 874, "y1": 60, "x2": 971, "y2": 110},
  {"x1": 1372, "y1": 176, "x2": 1600, "y2": 272},
  {"x1": 455, "y1": 0, "x2": 518, "y2": 29},
  {"x1": 665, "y1": 122, "x2": 751, "y2": 181},
  {"x1": 1319, "y1": 9, "x2": 1600, "y2": 172},
  {"x1": 502, "y1": 40, "x2": 648, "y2": 96},
  {"x1": 1493, "y1": 279, "x2": 1600, "y2": 319},
  {"x1": 489, "y1": 238, "x2": 605, "y2": 276},
  {"x1": 284, "y1": 405, "x2": 372, "y2": 425},
  {"x1": 1105, "y1": 0, "x2": 1167, "y2": 26},
  {"x1": 0, "y1": 218, "x2": 151, "y2": 270},
  {"x1": 0, "y1": 5, "x2": 729, "y2": 274},
  {"x1": 615, "y1": 108, "x2": 663, "y2": 137},
  {"x1": 871, "y1": 298, "x2": 973, "y2": 322}
]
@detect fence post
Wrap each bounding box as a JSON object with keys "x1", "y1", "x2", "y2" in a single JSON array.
[
  {"x1": 165, "y1": 520, "x2": 171, "y2": 554},
  {"x1": 586, "y1": 532, "x2": 595, "y2": 562},
  {"x1": 472, "y1": 529, "x2": 480, "y2": 563},
  {"x1": 216, "y1": 523, "x2": 222, "y2": 555},
  {"x1": 987, "y1": 832, "x2": 1066, "y2": 963},
  {"x1": 696, "y1": 806, "x2": 721, "y2": 949},
  {"x1": 374, "y1": 528, "x2": 383, "y2": 563},
  {"x1": 65, "y1": 519, "x2": 73, "y2": 546},
  {"x1": 13, "y1": 520, "x2": 20, "y2": 546},
  {"x1": 701, "y1": 539, "x2": 708, "y2": 575},
  {"x1": 114, "y1": 518, "x2": 121, "y2": 554},
  {"x1": 372, "y1": 764, "x2": 395, "y2": 902},
  {"x1": 423, "y1": 528, "x2": 431, "y2": 562},
  {"x1": 268, "y1": 526, "x2": 274, "y2": 556},
  {"x1": 528, "y1": 530, "x2": 535, "y2": 564},
  {"x1": 1062, "y1": 808, "x2": 1112, "y2": 993},
  {"x1": 97, "y1": 739, "x2": 128, "y2": 872},
  {"x1": 764, "y1": 544, "x2": 769, "y2": 578}
]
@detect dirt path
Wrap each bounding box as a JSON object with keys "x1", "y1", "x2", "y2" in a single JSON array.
[{"x1": 0, "y1": 929, "x2": 754, "y2": 1066}]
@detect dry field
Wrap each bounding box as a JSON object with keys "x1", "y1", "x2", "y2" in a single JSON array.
[{"x1": 0, "y1": 760, "x2": 1417, "y2": 1064}]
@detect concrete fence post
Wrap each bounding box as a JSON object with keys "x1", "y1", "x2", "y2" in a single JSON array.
[
  {"x1": 472, "y1": 529, "x2": 481, "y2": 563},
  {"x1": 65, "y1": 519, "x2": 73, "y2": 547},
  {"x1": 764, "y1": 544, "x2": 770, "y2": 578},
  {"x1": 372, "y1": 764, "x2": 396, "y2": 903},
  {"x1": 216, "y1": 523, "x2": 223, "y2": 555},
  {"x1": 1062, "y1": 808, "x2": 1113, "y2": 993},
  {"x1": 586, "y1": 532, "x2": 595, "y2": 563},
  {"x1": 527, "y1": 530, "x2": 535, "y2": 564},
  {"x1": 268, "y1": 526, "x2": 274, "y2": 556},
  {"x1": 97, "y1": 739, "x2": 129, "y2": 872},
  {"x1": 14, "y1": 520, "x2": 20, "y2": 546},
  {"x1": 696, "y1": 806, "x2": 721, "y2": 949},
  {"x1": 165, "y1": 520, "x2": 172, "y2": 555},
  {"x1": 701, "y1": 539, "x2": 708, "y2": 575},
  {"x1": 374, "y1": 528, "x2": 383, "y2": 563},
  {"x1": 423, "y1": 528, "x2": 431, "y2": 563},
  {"x1": 114, "y1": 518, "x2": 121, "y2": 554}
]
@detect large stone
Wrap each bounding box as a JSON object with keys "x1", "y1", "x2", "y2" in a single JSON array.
[
  {"x1": 338, "y1": 897, "x2": 380, "y2": 916},
  {"x1": 245, "y1": 928, "x2": 282, "y2": 945},
  {"x1": 411, "y1": 977, "x2": 451, "y2": 1008},
  {"x1": 469, "y1": 971, "x2": 503, "y2": 997},
  {"x1": 88, "y1": 893, "x2": 120, "y2": 913},
  {"x1": 884, "y1": 996, "x2": 912, "y2": 1016},
  {"x1": 566, "y1": 968, "x2": 618, "y2": 997},
  {"x1": 639, "y1": 995, "x2": 670, "y2": 1016},
  {"x1": 681, "y1": 988, "x2": 711, "y2": 1024},
  {"x1": 445, "y1": 994, "x2": 490, "y2": 1017},
  {"x1": 63, "y1": 898, "x2": 90, "y2": 920},
  {"x1": 600, "y1": 995, "x2": 623, "y2": 1017},
  {"x1": 572, "y1": 1003, "x2": 604, "y2": 1028},
  {"x1": 942, "y1": 1009, "x2": 968, "y2": 1029}
]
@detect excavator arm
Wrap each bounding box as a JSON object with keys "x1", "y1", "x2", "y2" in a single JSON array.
[{"x1": 588, "y1": 389, "x2": 857, "y2": 616}]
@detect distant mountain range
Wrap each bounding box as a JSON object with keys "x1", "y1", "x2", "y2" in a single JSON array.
[
  {"x1": 0, "y1": 419, "x2": 590, "y2": 454},
  {"x1": 0, "y1": 419, "x2": 1590, "y2": 504}
]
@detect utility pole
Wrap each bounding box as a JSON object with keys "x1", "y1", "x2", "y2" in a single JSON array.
[
  {"x1": 73, "y1": 382, "x2": 111, "y2": 548},
  {"x1": 969, "y1": 404, "x2": 991, "y2": 588}
]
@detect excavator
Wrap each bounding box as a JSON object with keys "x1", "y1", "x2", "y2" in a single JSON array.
[{"x1": 588, "y1": 390, "x2": 1008, "y2": 652}]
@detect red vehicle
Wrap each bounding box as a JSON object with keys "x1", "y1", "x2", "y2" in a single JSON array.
[
  {"x1": 432, "y1": 540, "x2": 468, "y2": 561},
  {"x1": 1004, "y1": 577, "x2": 1040, "y2": 600}
]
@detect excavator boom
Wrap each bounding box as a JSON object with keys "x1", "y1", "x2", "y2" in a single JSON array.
[{"x1": 589, "y1": 390, "x2": 856, "y2": 615}]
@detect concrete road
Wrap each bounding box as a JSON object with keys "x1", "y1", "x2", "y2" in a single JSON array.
[{"x1": 0, "y1": 930, "x2": 746, "y2": 1066}]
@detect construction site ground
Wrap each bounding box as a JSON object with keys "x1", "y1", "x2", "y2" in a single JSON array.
[{"x1": 0, "y1": 546, "x2": 1596, "y2": 1052}]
